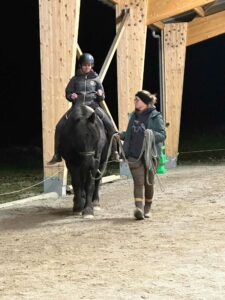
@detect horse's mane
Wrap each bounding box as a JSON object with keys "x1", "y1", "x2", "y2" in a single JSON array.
[{"x1": 72, "y1": 105, "x2": 95, "y2": 121}]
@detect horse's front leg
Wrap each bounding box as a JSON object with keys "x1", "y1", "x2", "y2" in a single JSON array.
[
  {"x1": 92, "y1": 157, "x2": 101, "y2": 210},
  {"x1": 82, "y1": 172, "x2": 95, "y2": 218},
  {"x1": 69, "y1": 166, "x2": 85, "y2": 215}
]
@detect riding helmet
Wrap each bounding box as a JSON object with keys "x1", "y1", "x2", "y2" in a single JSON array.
[{"x1": 79, "y1": 53, "x2": 94, "y2": 66}]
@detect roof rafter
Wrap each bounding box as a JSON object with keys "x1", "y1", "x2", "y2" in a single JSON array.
[
  {"x1": 153, "y1": 21, "x2": 165, "y2": 30},
  {"x1": 97, "y1": 0, "x2": 119, "y2": 6},
  {"x1": 187, "y1": 9, "x2": 225, "y2": 46},
  {"x1": 146, "y1": 0, "x2": 215, "y2": 24},
  {"x1": 194, "y1": 6, "x2": 205, "y2": 17}
]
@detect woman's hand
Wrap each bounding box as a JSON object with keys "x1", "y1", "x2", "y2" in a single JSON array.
[{"x1": 96, "y1": 89, "x2": 103, "y2": 96}]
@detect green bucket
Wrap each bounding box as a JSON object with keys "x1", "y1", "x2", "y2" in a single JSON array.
[{"x1": 157, "y1": 146, "x2": 167, "y2": 174}]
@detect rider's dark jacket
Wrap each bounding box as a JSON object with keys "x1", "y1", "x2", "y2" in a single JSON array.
[{"x1": 65, "y1": 69, "x2": 104, "y2": 109}]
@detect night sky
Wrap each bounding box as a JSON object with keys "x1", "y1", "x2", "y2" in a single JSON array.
[{"x1": 0, "y1": 0, "x2": 225, "y2": 153}]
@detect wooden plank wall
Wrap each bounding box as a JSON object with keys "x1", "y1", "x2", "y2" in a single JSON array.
[
  {"x1": 116, "y1": 0, "x2": 148, "y2": 131},
  {"x1": 39, "y1": 0, "x2": 80, "y2": 184},
  {"x1": 163, "y1": 23, "x2": 187, "y2": 161}
]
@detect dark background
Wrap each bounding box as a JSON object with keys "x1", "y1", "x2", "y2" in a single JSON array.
[{"x1": 0, "y1": 0, "x2": 225, "y2": 157}]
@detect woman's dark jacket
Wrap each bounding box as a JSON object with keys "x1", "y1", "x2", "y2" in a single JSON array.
[
  {"x1": 65, "y1": 69, "x2": 104, "y2": 108},
  {"x1": 120, "y1": 108, "x2": 166, "y2": 159}
]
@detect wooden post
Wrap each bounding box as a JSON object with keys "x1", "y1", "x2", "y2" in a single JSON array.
[
  {"x1": 116, "y1": 0, "x2": 148, "y2": 131},
  {"x1": 39, "y1": 0, "x2": 80, "y2": 194},
  {"x1": 163, "y1": 23, "x2": 187, "y2": 167}
]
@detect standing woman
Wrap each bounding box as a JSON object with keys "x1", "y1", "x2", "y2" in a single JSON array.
[{"x1": 119, "y1": 90, "x2": 166, "y2": 220}]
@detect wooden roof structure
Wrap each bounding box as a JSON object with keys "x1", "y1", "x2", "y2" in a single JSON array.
[
  {"x1": 147, "y1": 0, "x2": 225, "y2": 46},
  {"x1": 101, "y1": 0, "x2": 225, "y2": 45},
  {"x1": 39, "y1": 0, "x2": 225, "y2": 193}
]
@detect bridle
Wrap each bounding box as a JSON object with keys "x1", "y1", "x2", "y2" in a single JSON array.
[{"x1": 78, "y1": 151, "x2": 95, "y2": 156}]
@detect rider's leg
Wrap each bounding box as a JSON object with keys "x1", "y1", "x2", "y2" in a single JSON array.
[{"x1": 47, "y1": 116, "x2": 66, "y2": 165}]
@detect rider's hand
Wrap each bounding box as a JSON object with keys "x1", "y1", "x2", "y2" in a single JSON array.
[
  {"x1": 96, "y1": 89, "x2": 103, "y2": 96},
  {"x1": 71, "y1": 93, "x2": 78, "y2": 100}
]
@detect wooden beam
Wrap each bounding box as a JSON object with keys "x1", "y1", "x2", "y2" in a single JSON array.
[
  {"x1": 163, "y1": 23, "x2": 187, "y2": 163},
  {"x1": 147, "y1": 0, "x2": 215, "y2": 24},
  {"x1": 100, "y1": 0, "x2": 119, "y2": 5},
  {"x1": 98, "y1": 9, "x2": 130, "y2": 132},
  {"x1": 153, "y1": 21, "x2": 165, "y2": 30},
  {"x1": 194, "y1": 6, "x2": 205, "y2": 17},
  {"x1": 187, "y1": 10, "x2": 225, "y2": 46},
  {"x1": 99, "y1": 9, "x2": 130, "y2": 82},
  {"x1": 76, "y1": 44, "x2": 82, "y2": 58},
  {"x1": 39, "y1": 0, "x2": 81, "y2": 193},
  {"x1": 116, "y1": 0, "x2": 148, "y2": 131}
]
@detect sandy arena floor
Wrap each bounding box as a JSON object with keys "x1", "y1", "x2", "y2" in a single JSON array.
[{"x1": 0, "y1": 164, "x2": 225, "y2": 300}]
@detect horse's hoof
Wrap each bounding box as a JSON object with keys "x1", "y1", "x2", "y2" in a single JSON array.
[
  {"x1": 83, "y1": 214, "x2": 94, "y2": 219},
  {"x1": 82, "y1": 207, "x2": 94, "y2": 218},
  {"x1": 73, "y1": 211, "x2": 82, "y2": 218},
  {"x1": 93, "y1": 200, "x2": 100, "y2": 207},
  {"x1": 93, "y1": 206, "x2": 101, "y2": 211}
]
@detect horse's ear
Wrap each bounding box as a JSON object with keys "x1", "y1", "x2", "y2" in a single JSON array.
[{"x1": 88, "y1": 112, "x2": 96, "y2": 123}]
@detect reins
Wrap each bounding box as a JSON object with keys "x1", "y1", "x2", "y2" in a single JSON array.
[
  {"x1": 79, "y1": 151, "x2": 95, "y2": 156},
  {"x1": 90, "y1": 132, "x2": 117, "y2": 181}
]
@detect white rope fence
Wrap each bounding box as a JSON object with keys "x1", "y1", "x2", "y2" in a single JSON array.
[
  {"x1": 1, "y1": 147, "x2": 224, "y2": 197},
  {"x1": 0, "y1": 171, "x2": 60, "y2": 196}
]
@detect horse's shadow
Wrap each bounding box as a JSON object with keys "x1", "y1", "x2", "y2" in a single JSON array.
[
  {"x1": 0, "y1": 206, "x2": 72, "y2": 231},
  {"x1": 0, "y1": 206, "x2": 134, "y2": 231}
]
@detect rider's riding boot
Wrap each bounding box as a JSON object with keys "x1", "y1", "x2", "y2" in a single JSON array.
[
  {"x1": 47, "y1": 153, "x2": 62, "y2": 165},
  {"x1": 47, "y1": 129, "x2": 62, "y2": 165}
]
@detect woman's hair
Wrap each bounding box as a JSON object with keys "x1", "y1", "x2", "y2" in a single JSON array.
[
  {"x1": 135, "y1": 90, "x2": 157, "y2": 107},
  {"x1": 141, "y1": 90, "x2": 157, "y2": 105}
]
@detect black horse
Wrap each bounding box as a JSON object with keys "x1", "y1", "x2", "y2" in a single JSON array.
[{"x1": 60, "y1": 104, "x2": 108, "y2": 218}]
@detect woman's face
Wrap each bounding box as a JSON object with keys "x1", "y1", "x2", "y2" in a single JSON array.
[
  {"x1": 134, "y1": 96, "x2": 148, "y2": 111},
  {"x1": 81, "y1": 63, "x2": 92, "y2": 74}
]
